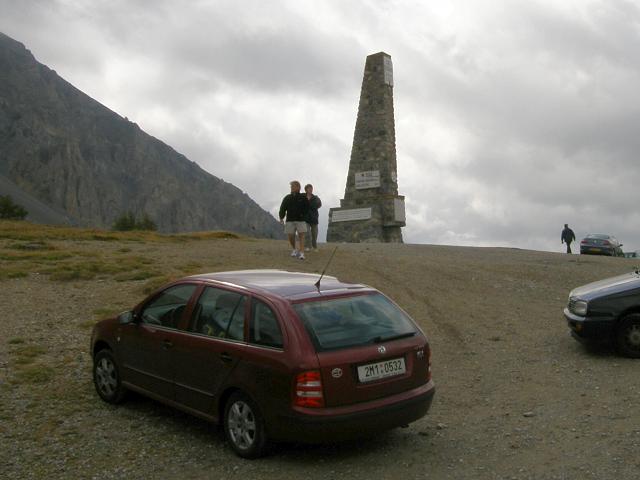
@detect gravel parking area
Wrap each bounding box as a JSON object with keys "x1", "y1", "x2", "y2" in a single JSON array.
[{"x1": 1, "y1": 235, "x2": 639, "y2": 479}]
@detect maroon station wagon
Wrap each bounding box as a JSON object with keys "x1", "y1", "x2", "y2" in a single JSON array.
[{"x1": 90, "y1": 270, "x2": 435, "y2": 458}]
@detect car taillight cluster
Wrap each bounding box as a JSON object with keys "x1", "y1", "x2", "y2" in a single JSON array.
[
  {"x1": 294, "y1": 371, "x2": 324, "y2": 408},
  {"x1": 427, "y1": 347, "x2": 432, "y2": 382}
]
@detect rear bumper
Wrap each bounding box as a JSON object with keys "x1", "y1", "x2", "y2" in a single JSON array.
[
  {"x1": 563, "y1": 308, "x2": 614, "y2": 342},
  {"x1": 269, "y1": 380, "x2": 435, "y2": 442},
  {"x1": 580, "y1": 246, "x2": 615, "y2": 256}
]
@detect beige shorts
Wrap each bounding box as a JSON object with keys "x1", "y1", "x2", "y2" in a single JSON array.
[{"x1": 284, "y1": 221, "x2": 308, "y2": 234}]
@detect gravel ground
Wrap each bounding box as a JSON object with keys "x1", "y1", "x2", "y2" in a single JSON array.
[{"x1": 1, "y1": 236, "x2": 639, "y2": 479}]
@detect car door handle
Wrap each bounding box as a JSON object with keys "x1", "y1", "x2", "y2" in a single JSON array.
[
  {"x1": 220, "y1": 352, "x2": 233, "y2": 363},
  {"x1": 162, "y1": 340, "x2": 173, "y2": 349}
]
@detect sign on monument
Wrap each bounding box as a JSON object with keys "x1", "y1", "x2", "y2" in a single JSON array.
[
  {"x1": 331, "y1": 208, "x2": 372, "y2": 223},
  {"x1": 355, "y1": 170, "x2": 381, "y2": 189}
]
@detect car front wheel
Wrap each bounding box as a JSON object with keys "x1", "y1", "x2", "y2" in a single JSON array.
[
  {"x1": 93, "y1": 349, "x2": 126, "y2": 403},
  {"x1": 224, "y1": 392, "x2": 267, "y2": 459},
  {"x1": 616, "y1": 314, "x2": 640, "y2": 358}
]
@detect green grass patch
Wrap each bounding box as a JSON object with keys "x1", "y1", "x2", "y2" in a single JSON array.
[
  {"x1": 46, "y1": 265, "x2": 99, "y2": 281},
  {"x1": 12, "y1": 344, "x2": 47, "y2": 365},
  {"x1": 114, "y1": 270, "x2": 158, "y2": 281},
  {"x1": 92, "y1": 307, "x2": 121, "y2": 317},
  {"x1": 13, "y1": 364, "x2": 55, "y2": 384},
  {"x1": 181, "y1": 262, "x2": 203, "y2": 271},
  {"x1": 8, "y1": 337, "x2": 26, "y2": 345},
  {"x1": 41, "y1": 255, "x2": 158, "y2": 282},
  {"x1": 0, "y1": 220, "x2": 243, "y2": 243},
  {"x1": 78, "y1": 319, "x2": 98, "y2": 329},
  {"x1": 0, "y1": 251, "x2": 71, "y2": 261},
  {"x1": 175, "y1": 231, "x2": 242, "y2": 240},
  {"x1": 1, "y1": 269, "x2": 29, "y2": 279},
  {"x1": 141, "y1": 274, "x2": 179, "y2": 294},
  {"x1": 7, "y1": 240, "x2": 54, "y2": 251}
]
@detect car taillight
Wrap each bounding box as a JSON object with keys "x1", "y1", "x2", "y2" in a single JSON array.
[
  {"x1": 580, "y1": 240, "x2": 587, "y2": 244},
  {"x1": 294, "y1": 371, "x2": 324, "y2": 408},
  {"x1": 427, "y1": 347, "x2": 432, "y2": 381}
]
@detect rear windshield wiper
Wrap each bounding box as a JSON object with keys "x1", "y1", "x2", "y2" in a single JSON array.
[{"x1": 370, "y1": 332, "x2": 416, "y2": 343}]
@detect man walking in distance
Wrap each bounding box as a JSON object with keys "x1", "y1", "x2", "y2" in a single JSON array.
[
  {"x1": 304, "y1": 184, "x2": 322, "y2": 252},
  {"x1": 279, "y1": 181, "x2": 310, "y2": 260},
  {"x1": 561, "y1": 223, "x2": 576, "y2": 254}
]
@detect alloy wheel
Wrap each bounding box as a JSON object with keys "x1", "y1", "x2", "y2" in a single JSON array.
[
  {"x1": 227, "y1": 400, "x2": 256, "y2": 450},
  {"x1": 95, "y1": 356, "x2": 118, "y2": 397}
]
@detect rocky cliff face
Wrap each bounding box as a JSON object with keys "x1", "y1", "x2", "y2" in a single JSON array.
[{"x1": 0, "y1": 32, "x2": 283, "y2": 238}]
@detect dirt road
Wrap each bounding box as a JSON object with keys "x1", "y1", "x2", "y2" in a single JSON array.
[{"x1": 1, "y1": 235, "x2": 639, "y2": 479}]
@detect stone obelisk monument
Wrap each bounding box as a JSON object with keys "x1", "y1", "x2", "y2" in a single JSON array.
[{"x1": 327, "y1": 52, "x2": 405, "y2": 243}]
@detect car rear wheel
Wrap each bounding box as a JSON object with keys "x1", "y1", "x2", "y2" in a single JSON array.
[
  {"x1": 93, "y1": 349, "x2": 126, "y2": 403},
  {"x1": 615, "y1": 314, "x2": 640, "y2": 358},
  {"x1": 224, "y1": 392, "x2": 267, "y2": 459}
]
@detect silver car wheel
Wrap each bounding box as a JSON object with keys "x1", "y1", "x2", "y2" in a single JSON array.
[
  {"x1": 93, "y1": 350, "x2": 126, "y2": 403},
  {"x1": 227, "y1": 400, "x2": 256, "y2": 450},
  {"x1": 95, "y1": 356, "x2": 118, "y2": 397}
]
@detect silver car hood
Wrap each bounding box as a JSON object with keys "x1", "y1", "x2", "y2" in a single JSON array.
[{"x1": 570, "y1": 272, "x2": 640, "y2": 300}]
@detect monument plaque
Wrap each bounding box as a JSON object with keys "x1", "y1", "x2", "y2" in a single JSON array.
[
  {"x1": 383, "y1": 56, "x2": 393, "y2": 86},
  {"x1": 327, "y1": 52, "x2": 406, "y2": 243},
  {"x1": 355, "y1": 171, "x2": 381, "y2": 189},
  {"x1": 331, "y1": 208, "x2": 372, "y2": 223},
  {"x1": 394, "y1": 198, "x2": 406, "y2": 223}
]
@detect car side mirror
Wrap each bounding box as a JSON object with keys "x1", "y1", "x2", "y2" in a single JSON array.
[{"x1": 118, "y1": 311, "x2": 136, "y2": 324}]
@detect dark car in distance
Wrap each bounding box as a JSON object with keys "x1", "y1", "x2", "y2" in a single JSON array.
[
  {"x1": 563, "y1": 269, "x2": 640, "y2": 357},
  {"x1": 579, "y1": 233, "x2": 624, "y2": 257},
  {"x1": 91, "y1": 270, "x2": 435, "y2": 458}
]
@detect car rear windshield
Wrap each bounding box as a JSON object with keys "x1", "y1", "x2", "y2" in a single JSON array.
[{"x1": 293, "y1": 293, "x2": 418, "y2": 352}]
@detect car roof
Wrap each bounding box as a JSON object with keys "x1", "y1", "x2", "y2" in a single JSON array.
[
  {"x1": 585, "y1": 233, "x2": 613, "y2": 239},
  {"x1": 186, "y1": 269, "x2": 372, "y2": 300}
]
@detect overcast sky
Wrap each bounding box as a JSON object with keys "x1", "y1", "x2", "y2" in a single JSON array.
[{"x1": 2, "y1": 0, "x2": 639, "y2": 252}]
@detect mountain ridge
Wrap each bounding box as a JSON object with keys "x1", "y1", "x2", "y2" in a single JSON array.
[{"x1": 0, "y1": 32, "x2": 282, "y2": 238}]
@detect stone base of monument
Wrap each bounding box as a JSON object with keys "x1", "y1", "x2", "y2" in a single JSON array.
[{"x1": 327, "y1": 196, "x2": 405, "y2": 243}]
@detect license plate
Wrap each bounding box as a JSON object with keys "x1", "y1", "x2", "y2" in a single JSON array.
[{"x1": 357, "y1": 357, "x2": 406, "y2": 383}]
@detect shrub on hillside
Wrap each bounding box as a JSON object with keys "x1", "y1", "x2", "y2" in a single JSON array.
[
  {"x1": 0, "y1": 195, "x2": 28, "y2": 220},
  {"x1": 137, "y1": 212, "x2": 157, "y2": 231},
  {"x1": 112, "y1": 211, "x2": 157, "y2": 231}
]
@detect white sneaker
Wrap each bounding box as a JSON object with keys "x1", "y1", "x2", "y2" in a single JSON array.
[
  {"x1": 299, "y1": 253, "x2": 305, "y2": 260},
  {"x1": 291, "y1": 249, "x2": 299, "y2": 257}
]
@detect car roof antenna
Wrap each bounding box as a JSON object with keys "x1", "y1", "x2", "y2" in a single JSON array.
[{"x1": 315, "y1": 246, "x2": 339, "y2": 290}]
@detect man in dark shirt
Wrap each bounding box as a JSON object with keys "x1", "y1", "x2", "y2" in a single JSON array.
[
  {"x1": 304, "y1": 183, "x2": 322, "y2": 251},
  {"x1": 561, "y1": 224, "x2": 576, "y2": 254},
  {"x1": 279, "y1": 180, "x2": 310, "y2": 260}
]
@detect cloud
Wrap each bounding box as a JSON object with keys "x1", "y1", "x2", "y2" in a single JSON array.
[{"x1": 1, "y1": 0, "x2": 640, "y2": 251}]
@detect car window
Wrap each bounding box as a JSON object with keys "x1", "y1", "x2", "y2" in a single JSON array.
[
  {"x1": 140, "y1": 284, "x2": 197, "y2": 329},
  {"x1": 249, "y1": 300, "x2": 283, "y2": 348},
  {"x1": 293, "y1": 293, "x2": 418, "y2": 352},
  {"x1": 191, "y1": 287, "x2": 246, "y2": 341}
]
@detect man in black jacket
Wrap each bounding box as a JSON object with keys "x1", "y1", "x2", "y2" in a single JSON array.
[
  {"x1": 279, "y1": 180, "x2": 310, "y2": 260},
  {"x1": 561, "y1": 224, "x2": 576, "y2": 254},
  {"x1": 304, "y1": 183, "x2": 322, "y2": 251}
]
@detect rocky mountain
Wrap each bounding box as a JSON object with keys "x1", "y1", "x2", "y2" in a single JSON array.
[{"x1": 0, "y1": 32, "x2": 283, "y2": 238}]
